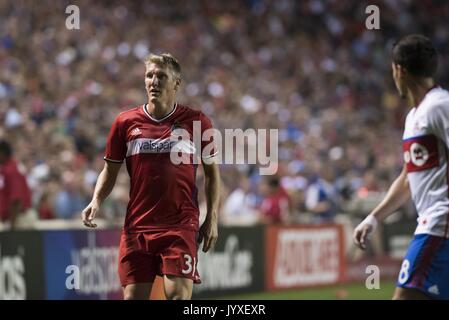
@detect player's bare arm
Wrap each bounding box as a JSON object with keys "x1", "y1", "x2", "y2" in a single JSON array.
[
  {"x1": 82, "y1": 161, "x2": 122, "y2": 228},
  {"x1": 199, "y1": 161, "x2": 220, "y2": 252},
  {"x1": 354, "y1": 164, "x2": 410, "y2": 250}
]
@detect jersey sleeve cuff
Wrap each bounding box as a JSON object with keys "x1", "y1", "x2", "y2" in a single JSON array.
[{"x1": 104, "y1": 157, "x2": 124, "y2": 163}]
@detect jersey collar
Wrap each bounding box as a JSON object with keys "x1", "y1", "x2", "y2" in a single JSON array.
[
  {"x1": 417, "y1": 85, "x2": 440, "y2": 109},
  {"x1": 143, "y1": 103, "x2": 177, "y2": 122}
]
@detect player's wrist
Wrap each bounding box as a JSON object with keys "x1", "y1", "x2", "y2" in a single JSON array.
[
  {"x1": 91, "y1": 198, "x2": 102, "y2": 207},
  {"x1": 204, "y1": 214, "x2": 218, "y2": 224},
  {"x1": 362, "y1": 215, "x2": 378, "y2": 230}
]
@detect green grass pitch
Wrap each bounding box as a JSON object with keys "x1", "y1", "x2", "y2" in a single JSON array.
[{"x1": 215, "y1": 280, "x2": 397, "y2": 300}]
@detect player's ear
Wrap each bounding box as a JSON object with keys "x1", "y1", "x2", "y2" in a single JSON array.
[
  {"x1": 396, "y1": 64, "x2": 407, "y2": 78},
  {"x1": 174, "y1": 78, "x2": 181, "y2": 91},
  {"x1": 392, "y1": 63, "x2": 399, "y2": 74}
]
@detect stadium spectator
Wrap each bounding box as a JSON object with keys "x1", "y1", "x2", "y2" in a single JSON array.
[
  {"x1": 222, "y1": 174, "x2": 259, "y2": 225},
  {"x1": 0, "y1": 139, "x2": 35, "y2": 229},
  {"x1": 259, "y1": 176, "x2": 291, "y2": 224},
  {"x1": 304, "y1": 162, "x2": 338, "y2": 223},
  {"x1": 37, "y1": 191, "x2": 56, "y2": 220},
  {"x1": 53, "y1": 172, "x2": 87, "y2": 220}
]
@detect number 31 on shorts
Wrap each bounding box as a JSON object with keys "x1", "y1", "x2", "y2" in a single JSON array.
[{"x1": 181, "y1": 254, "x2": 198, "y2": 276}]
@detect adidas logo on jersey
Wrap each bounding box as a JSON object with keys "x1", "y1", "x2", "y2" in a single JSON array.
[
  {"x1": 428, "y1": 285, "x2": 439, "y2": 295},
  {"x1": 130, "y1": 128, "x2": 142, "y2": 136}
]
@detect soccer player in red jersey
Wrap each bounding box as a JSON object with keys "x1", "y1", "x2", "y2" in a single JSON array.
[{"x1": 82, "y1": 53, "x2": 220, "y2": 300}]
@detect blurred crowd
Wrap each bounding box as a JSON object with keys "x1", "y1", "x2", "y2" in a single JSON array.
[{"x1": 1, "y1": 0, "x2": 449, "y2": 228}]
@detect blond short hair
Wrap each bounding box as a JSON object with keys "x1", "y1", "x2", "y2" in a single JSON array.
[{"x1": 144, "y1": 53, "x2": 182, "y2": 81}]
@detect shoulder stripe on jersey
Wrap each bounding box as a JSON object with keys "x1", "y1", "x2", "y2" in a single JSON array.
[
  {"x1": 104, "y1": 157, "x2": 123, "y2": 163},
  {"x1": 402, "y1": 134, "x2": 434, "y2": 142},
  {"x1": 143, "y1": 103, "x2": 177, "y2": 122}
]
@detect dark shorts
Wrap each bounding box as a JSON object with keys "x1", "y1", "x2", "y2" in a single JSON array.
[
  {"x1": 118, "y1": 229, "x2": 201, "y2": 286},
  {"x1": 397, "y1": 234, "x2": 449, "y2": 299}
]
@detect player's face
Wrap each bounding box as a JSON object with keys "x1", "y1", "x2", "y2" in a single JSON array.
[
  {"x1": 392, "y1": 62, "x2": 406, "y2": 98},
  {"x1": 145, "y1": 63, "x2": 179, "y2": 105}
]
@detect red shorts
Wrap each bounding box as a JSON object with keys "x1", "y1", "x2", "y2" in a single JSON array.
[{"x1": 118, "y1": 229, "x2": 201, "y2": 286}]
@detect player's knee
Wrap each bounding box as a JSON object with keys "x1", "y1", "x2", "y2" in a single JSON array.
[
  {"x1": 392, "y1": 290, "x2": 404, "y2": 300},
  {"x1": 123, "y1": 288, "x2": 138, "y2": 300},
  {"x1": 165, "y1": 286, "x2": 191, "y2": 300},
  {"x1": 124, "y1": 292, "x2": 136, "y2": 300},
  {"x1": 164, "y1": 275, "x2": 193, "y2": 300},
  {"x1": 393, "y1": 286, "x2": 411, "y2": 300},
  {"x1": 123, "y1": 284, "x2": 150, "y2": 300}
]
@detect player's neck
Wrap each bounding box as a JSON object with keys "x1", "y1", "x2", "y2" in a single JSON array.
[
  {"x1": 406, "y1": 78, "x2": 435, "y2": 108},
  {"x1": 146, "y1": 100, "x2": 175, "y2": 119}
]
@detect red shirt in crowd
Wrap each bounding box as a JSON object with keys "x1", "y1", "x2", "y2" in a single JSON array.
[
  {"x1": 260, "y1": 188, "x2": 290, "y2": 223},
  {"x1": 0, "y1": 158, "x2": 32, "y2": 221}
]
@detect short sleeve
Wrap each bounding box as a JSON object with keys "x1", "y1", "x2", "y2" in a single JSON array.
[
  {"x1": 104, "y1": 115, "x2": 127, "y2": 163},
  {"x1": 198, "y1": 112, "x2": 219, "y2": 159},
  {"x1": 421, "y1": 103, "x2": 449, "y2": 148}
]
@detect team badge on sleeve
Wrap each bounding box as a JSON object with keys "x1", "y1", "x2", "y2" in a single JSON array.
[{"x1": 403, "y1": 135, "x2": 439, "y2": 172}]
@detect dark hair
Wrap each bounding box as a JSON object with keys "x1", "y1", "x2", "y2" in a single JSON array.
[
  {"x1": 392, "y1": 34, "x2": 438, "y2": 78},
  {"x1": 0, "y1": 140, "x2": 12, "y2": 157},
  {"x1": 267, "y1": 176, "x2": 280, "y2": 188}
]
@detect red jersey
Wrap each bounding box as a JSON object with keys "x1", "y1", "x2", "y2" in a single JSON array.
[
  {"x1": 0, "y1": 159, "x2": 32, "y2": 221},
  {"x1": 105, "y1": 103, "x2": 217, "y2": 233}
]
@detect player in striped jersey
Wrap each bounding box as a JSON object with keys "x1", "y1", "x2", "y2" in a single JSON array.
[{"x1": 354, "y1": 35, "x2": 449, "y2": 300}]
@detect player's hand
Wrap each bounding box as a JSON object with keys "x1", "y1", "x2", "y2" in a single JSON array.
[
  {"x1": 82, "y1": 200, "x2": 100, "y2": 228},
  {"x1": 354, "y1": 214, "x2": 379, "y2": 250},
  {"x1": 353, "y1": 222, "x2": 373, "y2": 250},
  {"x1": 198, "y1": 218, "x2": 218, "y2": 253}
]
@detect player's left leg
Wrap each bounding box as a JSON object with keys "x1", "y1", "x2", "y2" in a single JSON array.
[
  {"x1": 395, "y1": 234, "x2": 449, "y2": 300},
  {"x1": 123, "y1": 282, "x2": 153, "y2": 300},
  {"x1": 163, "y1": 275, "x2": 193, "y2": 300},
  {"x1": 118, "y1": 232, "x2": 158, "y2": 299},
  {"x1": 156, "y1": 229, "x2": 201, "y2": 299}
]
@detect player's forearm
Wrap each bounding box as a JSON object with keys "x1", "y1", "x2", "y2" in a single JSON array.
[
  {"x1": 369, "y1": 169, "x2": 410, "y2": 221},
  {"x1": 204, "y1": 168, "x2": 220, "y2": 223},
  {"x1": 91, "y1": 167, "x2": 118, "y2": 205}
]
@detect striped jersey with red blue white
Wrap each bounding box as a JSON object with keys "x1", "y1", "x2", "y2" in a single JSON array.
[{"x1": 403, "y1": 86, "x2": 449, "y2": 238}]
